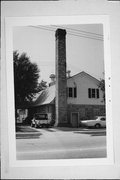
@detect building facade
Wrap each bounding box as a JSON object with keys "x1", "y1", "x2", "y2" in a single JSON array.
[{"x1": 31, "y1": 71, "x2": 105, "y2": 127}]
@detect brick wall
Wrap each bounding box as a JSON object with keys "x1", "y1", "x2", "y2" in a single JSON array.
[{"x1": 55, "y1": 29, "x2": 68, "y2": 126}]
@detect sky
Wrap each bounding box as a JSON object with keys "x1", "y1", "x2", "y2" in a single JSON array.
[{"x1": 13, "y1": 24, "x2": 104, "y2": 84}]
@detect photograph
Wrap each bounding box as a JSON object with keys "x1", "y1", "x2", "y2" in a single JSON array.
[
  {"x1": 2, "y1": 0, "x2": 120, "y2": 178},
  {"x1": 13, "y1": 23, "x2": 107, "y2": 160}
]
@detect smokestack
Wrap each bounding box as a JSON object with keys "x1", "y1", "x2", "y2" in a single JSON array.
[{"x1": 55, "y1": 29, "x2": 68, "y2": 126}]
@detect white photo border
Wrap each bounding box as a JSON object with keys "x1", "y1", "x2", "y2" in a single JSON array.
[{"x1": 5, "y1": 15, "x2": 114, "y2": 167}]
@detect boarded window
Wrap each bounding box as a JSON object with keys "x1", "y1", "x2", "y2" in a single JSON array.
[
  {"x1": 88, "y1": 88, "x2": 91, "y2": 98},
  {"x1": 74, "y1": 87, "x2": 77, "y2": 98},
  {"x1": 96, "y1": 89, "x2": 99, "y2": 98}
]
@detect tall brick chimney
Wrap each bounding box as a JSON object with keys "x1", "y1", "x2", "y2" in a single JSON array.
[{"x1": 55, "y1": 29, "x2": 68, "y2": 126}]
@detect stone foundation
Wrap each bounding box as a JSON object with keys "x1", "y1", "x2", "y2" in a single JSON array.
[
  {"x1": 67, "y1": 104, "x2": 105, "y2": 126},
  {"x1": 29, "y1": 103, "x2": 105, "y2": 127}
]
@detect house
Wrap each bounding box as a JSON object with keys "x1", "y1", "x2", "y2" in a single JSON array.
[
  {"x1": 30, "y1": 71, "x2": 105, "y2": 127},
  {"x1": 16, "y1": 109, "x2": 28, "y2": 123},
  {"x1": 31, "y1": 84, "x2": 56, "y2": 121}
]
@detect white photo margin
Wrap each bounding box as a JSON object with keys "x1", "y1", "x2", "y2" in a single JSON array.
[{"x1": 5, "y1": 15, "x2": 114, "y2": 167}]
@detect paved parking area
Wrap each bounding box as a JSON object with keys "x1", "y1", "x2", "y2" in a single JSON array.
[{"x1": 16, "y1": 125, "x2": 106, "y2": 160}]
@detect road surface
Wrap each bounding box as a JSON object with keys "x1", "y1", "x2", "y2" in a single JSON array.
[{"x1": 16, "y1": 126, "x2": 106, "y2": 160}]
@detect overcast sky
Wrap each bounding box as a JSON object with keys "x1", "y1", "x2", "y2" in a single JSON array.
[{"x1": 13, "y1": 24, "x2": 104, "y2": 84}]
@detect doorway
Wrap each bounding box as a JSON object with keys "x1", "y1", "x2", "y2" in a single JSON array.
[{"x1": 71, "y1": 112, "x2": 79, "y2": 127}]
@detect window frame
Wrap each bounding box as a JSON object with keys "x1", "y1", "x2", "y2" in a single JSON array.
[
  {"x1": 88, "y1": 88, "x2": 99, "y2": 99},
  {"x1": 68, "y1": 87, "x2": 77, "y2": 98}
]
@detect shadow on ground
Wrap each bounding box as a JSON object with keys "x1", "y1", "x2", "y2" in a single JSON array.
[
  {"x1": 43, "y1": 127, "x2": 106, "y2": 136},
  {"x1": 16, "y1": 125, "x2": 106, "y2": 138},
  {"x1": 16, "y1": 125, "x2": 39, "y2": 133},
  {"x1": 52, "y1": 127, "x2": 106, "y2": 136},
  {"x1": 16, "y1": 133, "x2": 42, "y2": 139},
  {"x1": 53, "y1": 127, "x2": 106, "y2": 132},
  {"x1": 16, "y1": 125, "x2": 42, "y2": 139},
  {"x1": 74, "y1": 131, "x2": 106, "y2": 136},
  {"x1": 42, "y1": 128, "x2": 56, "y2": 132}
]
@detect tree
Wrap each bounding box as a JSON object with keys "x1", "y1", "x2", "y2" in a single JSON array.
[
  {"x1": 13, "y1": 51, "x2": 41, "y2": 107},
  {"x1": 99, "y1": 79, "x2": 105, "y2": 103}
]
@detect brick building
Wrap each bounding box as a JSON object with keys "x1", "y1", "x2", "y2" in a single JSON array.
[
  {"x1": 18, "y1": 28, "x2": 105, "y2": 127},
  {"x1": 29, "y1": 29, "x2": 105, "y2": 127},
  {"x1": 31, "y1": 71, "x2": 105, "y2": 127}
]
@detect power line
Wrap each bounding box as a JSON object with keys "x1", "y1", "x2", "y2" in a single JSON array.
[
  {"x1": 51, "y1": 25, "x2": 103, "y2": 41},
  {"x1": 30, "y1": 25, "x2": 103, "y2": 41},
  {"x1": 30, "y1": 25, "x2": 55, "y2": 32},
  {"x1": 52, "y1": 25, "x2": 103, "y2": 37},
  {"x1": 43, "y1": 25, "x2": 103, "y2": 41},
  {"x1": 38, "y1": 25, "x2": 56, "y2": 31},
  {"x1": 39, "y1": 25, "x2": 103, "y2": 40},
  {"x1": 68, "y1": 32, "x2": 103, "y2": 41}
]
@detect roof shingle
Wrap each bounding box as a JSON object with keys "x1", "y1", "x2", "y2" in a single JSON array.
[{"x1": 32, "y1": 85, "x2": 55, "y2": 106}]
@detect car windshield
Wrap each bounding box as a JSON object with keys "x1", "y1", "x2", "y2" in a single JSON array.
[{"x1": 35, "y1": 114, "x2": 48, "y2": 120}]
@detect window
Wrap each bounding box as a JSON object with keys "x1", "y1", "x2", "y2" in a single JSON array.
[
  {"x1": 92, "y1": 89, "x2": 95, "y2": 98},
  {"x1": 68, "y1": 87, "x2": 77, "y2": 98},
  {"x1": 69, "y1": 87, "x2": 73, "y2": 97},
  {"x1": 101, "y1": 118, "x2": 106, "y2": 121},
  {"x1": 88, "y1": 88, "x2": 99, "y2": 99}
]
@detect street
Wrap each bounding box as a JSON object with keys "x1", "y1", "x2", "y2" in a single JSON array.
[{"x1": 16, "y1": 126, "x2": 106, "y2": 160}]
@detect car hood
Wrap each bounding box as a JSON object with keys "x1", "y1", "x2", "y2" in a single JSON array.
[{"x1": 81, "y1": 120, "x2": 96, "y2": 123}]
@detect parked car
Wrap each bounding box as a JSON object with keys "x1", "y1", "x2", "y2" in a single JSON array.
[
  {"x1": 31, "y1": 113, "x2": 52, "y2": 128},
  {"x1": 81, "y1": 116, "x2": 106, "y2": 128}
]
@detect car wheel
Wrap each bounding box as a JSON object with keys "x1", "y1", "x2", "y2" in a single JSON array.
[{"x1": 95, "y1": 123, "x2": 101, "y2": 128}]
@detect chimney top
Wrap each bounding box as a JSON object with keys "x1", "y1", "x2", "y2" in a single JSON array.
[
  {"x1": 55, "y1": 29, "x2": 66, "y2": 38},
  {"x1": 49, "y1": 74, "x2": 55, "y2": 79},
  {"x1": 49, "y1": 74, "x2": 56, "y2": 86},
  {"x1": 66, "y1": 70, "x2": 71, "y2": 78}
]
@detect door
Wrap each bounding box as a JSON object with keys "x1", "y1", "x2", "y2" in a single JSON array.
[{"x1": 71, "y1": 112, "x2": 79, "y2": 127}]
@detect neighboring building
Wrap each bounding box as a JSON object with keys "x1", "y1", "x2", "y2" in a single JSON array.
[
  {"x1": 30, "y1": 71, "x2": 105, "y2": 127},
  {"x1": 16, "y1": 109, "x2": 28, "y2": 123},
  {"x1": 31, "y1": 84, "x2": 55, "y2": 121}
]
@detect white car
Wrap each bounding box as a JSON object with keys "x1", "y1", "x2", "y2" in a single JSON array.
[{"x1": 81, "y1": 116, "x2": 106, "y2": 128}]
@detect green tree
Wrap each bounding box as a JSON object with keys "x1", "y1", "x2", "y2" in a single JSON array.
[{"x1": 14, "y1": 51, "x2": 41, "y2": 107}]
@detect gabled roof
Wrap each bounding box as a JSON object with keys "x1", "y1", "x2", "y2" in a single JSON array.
[
  {"x1": 31, "y1": 71, "x2": 100, "y2": 107},
  {"x1": 32, "y1": 85, "x2": 55, "y2": 106},
  {"x1": 68, "y1": 71, "x2": 100, "y2": 84}
]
